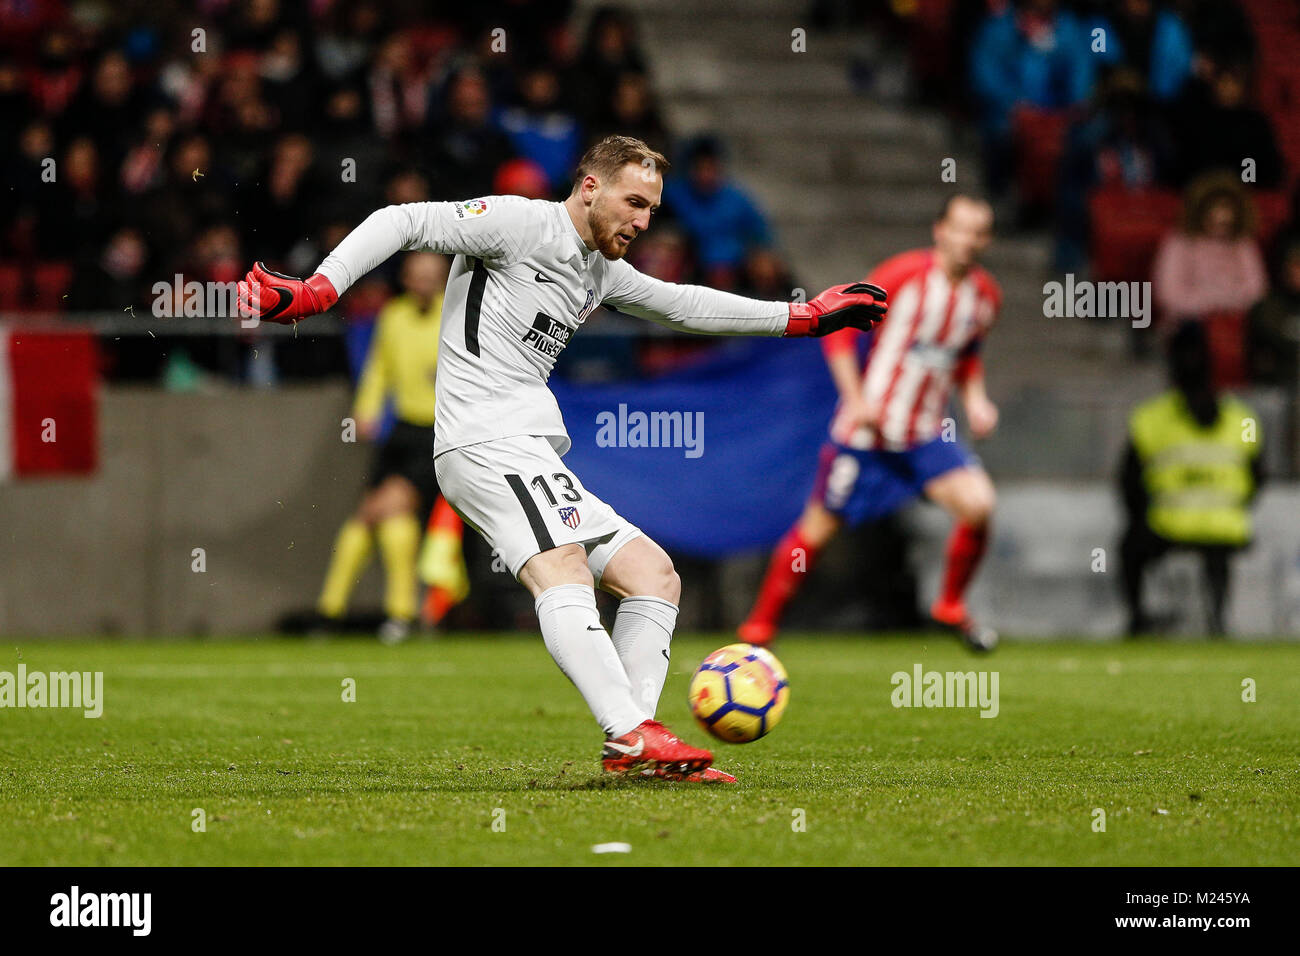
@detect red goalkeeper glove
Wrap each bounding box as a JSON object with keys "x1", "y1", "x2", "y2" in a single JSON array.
[
  {"x1": 237, "y1": 262, "x2": 338, "y2": 325},
  {"x1": 785, "y1": 282, "x2": 888, "y2": 337}
]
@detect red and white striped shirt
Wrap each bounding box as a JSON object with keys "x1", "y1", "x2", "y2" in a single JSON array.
[{"x1": 823, "y1": 248, "x2": 1001, "y2": 451}]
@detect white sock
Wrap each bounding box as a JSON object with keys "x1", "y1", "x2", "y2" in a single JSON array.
[
  {"x1": 534, "y1": 584, "x2": 644, "y2": 738},
  {"x1": 610, "y1": 595, "x2": 679, "y2": 719}
]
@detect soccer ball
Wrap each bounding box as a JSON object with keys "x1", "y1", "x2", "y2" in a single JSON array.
[{"x1": 688, "y1": 644, "x2": 789, "y2": 743}]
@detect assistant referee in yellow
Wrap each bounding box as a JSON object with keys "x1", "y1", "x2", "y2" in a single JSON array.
[{"x1": 316, "y1": 251, "x2": 462, "y2": 643}]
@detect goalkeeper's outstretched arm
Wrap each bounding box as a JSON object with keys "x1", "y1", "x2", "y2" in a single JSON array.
[
  {"x1": 601, "y1": 259, "x2": 888, "y2": 339},
  {"x1": 237, "y1": 198, "x2": 541, "y2": 324}
]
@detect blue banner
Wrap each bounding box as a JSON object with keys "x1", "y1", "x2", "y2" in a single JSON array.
[{"x1": 551, "y1": 337, "x2": 838, "y2": 557}]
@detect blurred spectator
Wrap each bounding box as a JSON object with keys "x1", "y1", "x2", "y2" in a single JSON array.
[
  {"x1": 310, "y1": 81, "x2": 387, "y2": 221},
  {"x1": 1247, "y1": 238, "x2": 1300, "y2": 389},
  {"x1": 367, "y1": 31, "x2": 431, "y2": 142},
  {"x1": 589, "y1": 71, "x2": 671, "y2": 155},
  {"x1": 42, "y1": 137, "x2": 114, "y2": 260},
  {"x1": 736, "y1": 248, "x2": 797, "y2": 301},
  {"x1": 245, "y1": 133, "x2": 322, "y2": 264},
  {"x1": 28, "y1": 30, "x2": 82, "y2": 116},
  {"x1": 1055, "y1": 69, "x2": 1177, "y2": 269},
  {"x1": 157, "y1": 41, "x2": 225, "y2": 128},
  {"x1": 662, "y1": 137, "x2": 773, "y2": 289},
  {"x1": 385, "y1": 168, "x2": 431, "y2": 205},
  {"x1": 323, "y1": 81, "x2": 373, "y2": 144},
  {"x1": 1178, "y1": 0, "x2": 1256, "y2": 71},
  {"x1": 1093, "y1": 0, "x2": 1194, "y2": 102},
  {"x1": 228, "y1": 0, "x2": 291, "y2": 53},
  {"x1": 0, "y1": 56, "x2": 25, "y2": 144},
  {"x1": 120, "y1": 107, "x2": 176, "y2": 196},
  {"x1": 1152, "y1": 173, "x2": 1267, "y2": 328},
  {"x1": 315, "y1": 3, "x2": 388, "y2": 81},
  {"x1": 189, "y1": 223, "x2": 245, "y2": 287},
  {"x1": 497, "y1": 63, "x2": 583, "y2": 192},
  {"x1": 66, "y1": 226, "x2": 152, "y2": 312},
  {"x1": 422, "y1": 66, "x2": 515, "y2": 198},
  {"x1": 203, "y1": 51, "x2": 264, "y2": 134},
  {"x1": 0, "y1": 0, "x2": 63, "y2": 50},
  {"x1": 1118, "y1": 322, "x2": 1263, "y2": 635},
  {"x1": 969, "y1": 0, "x2": 1096, "y2": 196},
  {"x1": 259, "y1": 28, "x2": 319, "y2": 130},
  {"x1": 141, "y1": 134, "x2": 230, "y2": 267},
  {"x1": 577, "y1": 7, "x2": 648, "y2": 121},
  {"x1": 1170, "y1": 60, "x2": 1282, "y2": 188},
  {"x1": 3, "y1": 120, "x2": 56, "y2": 256},
  {"x1": 61, "y1": 51, "x2": 143, "y2": 171}
]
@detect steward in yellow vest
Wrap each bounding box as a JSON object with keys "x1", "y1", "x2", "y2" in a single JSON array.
[{"x1": 1118, "y1": 323, "x2": 1263, "y2": 636}]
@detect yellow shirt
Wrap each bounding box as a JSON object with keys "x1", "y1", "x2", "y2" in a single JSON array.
[{"x1": 353, "y1": 292, "x2": 443, "y2": 427}]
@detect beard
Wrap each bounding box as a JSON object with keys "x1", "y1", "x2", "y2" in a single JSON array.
[{"x1": 588, "y1": 205, "x2": 634, "y2": 260}]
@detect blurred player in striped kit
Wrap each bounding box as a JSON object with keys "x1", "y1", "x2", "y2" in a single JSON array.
[{"x1": 739, "y1": 195, "x2": 1002, "y2": 650}]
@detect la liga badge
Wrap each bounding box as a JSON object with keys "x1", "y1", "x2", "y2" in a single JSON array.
[{"x1": 456, "y1": 198, "x2": 491, "y2": 219}]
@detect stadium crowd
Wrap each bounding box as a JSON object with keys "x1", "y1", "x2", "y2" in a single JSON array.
[
  {"x1": 0, "y1": 0, "x2": 784, "y2": 382},
  {"x1": 891, "y1": 0, "x2": 1300, "y2": 392},
  {"x1": 4, "y1": 0, "x2": 1299, "y2": 398}
]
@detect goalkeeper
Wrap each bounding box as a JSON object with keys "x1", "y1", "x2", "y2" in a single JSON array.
[{"x1": 240, "y1": 136, "x2": 887, "y2": 781}]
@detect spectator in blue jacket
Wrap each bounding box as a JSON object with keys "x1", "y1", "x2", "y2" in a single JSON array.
[
  {"x1": 662, "y1": 136, "x2": 772, "y2": 290},
  {"x1": 1089, "y1": 0, "x2": 1194, "y2": 102},
  {"x1": 497, "y1": 64, "x2": 583, "y2": 193},
  {"x1": 970, "y1": 0, "x2": 1097, "y2": 195}
]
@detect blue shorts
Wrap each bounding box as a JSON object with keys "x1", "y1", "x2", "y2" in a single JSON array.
[{"x1": 810, "y1": 436, "x2": 976, "y2": 526}]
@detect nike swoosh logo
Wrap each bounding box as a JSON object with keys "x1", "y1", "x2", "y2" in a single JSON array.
[
  {"x1": 534, "y1": 272, "x2": 556, "y2": 284},
  {"x1": 603, "y1": 738, "x2": 644, "y2": 756},
  {"x1": 260, "y1": 285, "x2": 295, "y2": 322},
  {"x1": 661, "y1": 649, "x2": 670, "y2": 661},
  {"x1": 587, "y1": 625, "x2": 604, "y2": 632}
]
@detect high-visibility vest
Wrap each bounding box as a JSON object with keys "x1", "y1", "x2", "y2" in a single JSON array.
[{"x1": 1129, "y1": 390, "x2": 1259, "y2": 546}]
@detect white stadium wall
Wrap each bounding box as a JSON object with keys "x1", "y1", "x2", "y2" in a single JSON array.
[{"x1": 2, "y1": 387, "x2": 1298, "y2": 639}]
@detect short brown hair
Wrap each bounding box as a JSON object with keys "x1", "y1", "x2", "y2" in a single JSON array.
[{"x1": 571, "y1": 135, "x2": 670, "y2": 192}]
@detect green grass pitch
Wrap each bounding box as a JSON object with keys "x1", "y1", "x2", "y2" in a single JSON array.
[{"x1": 1, "y1": 635, "x2": 1296, "y2": 866}]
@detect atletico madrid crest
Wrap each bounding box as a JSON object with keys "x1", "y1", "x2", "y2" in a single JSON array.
[{"x1": 558, "y1": 506, "x2": 581, "y2": 529}]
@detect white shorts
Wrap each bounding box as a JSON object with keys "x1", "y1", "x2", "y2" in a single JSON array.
[{"x1": 434, "y1": 435, "x2": 643, "y2": 581}]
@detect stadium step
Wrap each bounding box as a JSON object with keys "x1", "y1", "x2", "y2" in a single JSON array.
[{"x1": 585, "y1": 0, "x2": 1152, "y2": 403}]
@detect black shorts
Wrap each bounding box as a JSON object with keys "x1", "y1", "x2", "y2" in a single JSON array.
[{"x1": 369, "y1": 420, "x2": 439, "y2": 509}]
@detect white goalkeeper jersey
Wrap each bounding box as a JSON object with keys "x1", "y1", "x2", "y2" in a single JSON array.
[{"x1": 315, "y1": 196, "x2": 788, "y2": 456}]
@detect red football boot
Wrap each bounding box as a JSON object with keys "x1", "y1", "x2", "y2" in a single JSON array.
[
  {"x1": 601, "y1": 719, "x2": 713, "y2": 778},
  {"x1": 736, "y1": 617, "x2": 777, "y2": 646},
  {"x1": 931, "y1": 598, "x2": 998, "y2": 653}
]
